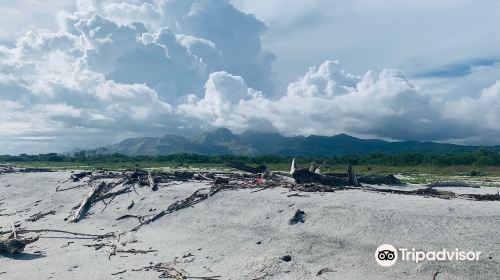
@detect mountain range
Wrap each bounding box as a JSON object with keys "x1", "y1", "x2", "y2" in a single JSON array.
[{"x1": 91, "y1": 128, "x2": 500, "y2": 157}]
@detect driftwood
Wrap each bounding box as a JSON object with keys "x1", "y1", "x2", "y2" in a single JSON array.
[
  {"x1": 22, "y1": 229, "x2": 112, "y2": 238},
  {"x1": 70, "y1": 171, "x2": 92, "y2": 182},
  {"x1": 347, "y1": 164, "x2": 360, "y2": 187},
  {"x1": 25, "y1": 210, "x2": 56, "y2": 222},
  {"x1": 357, "y1": 174, "x2": 401, "y2": 185},
  {"x1": 460, "y1": 191, "x2": 500, "y2": 201},
  {"x1": 131, "y1": 185, "x2": 226, "y2": 231},
  {"x1": 292, "y1": 169, "x2": 346, "y2": 186},
  {"x1": 0, "y1": 235, "x2": 39, "y2": 254},
  {"x1": 116, "y1": 214, "x2": 149, "y2": 223},
  {"x1": 56, "y1": 184, "x2": 86, "y2": 192},
  {"x1": 360, "y1": 185, "x2": 500, "y2": 201},
  {"x1": 290, "y1": 159, "x2": 347, "y2": 187},
  {"x1": 71, "y1": 181, "x2": 107, "y2": 222},
  {"x1": 111, "y1": 270, "x2": 127, "y2": 276},
  {"x1": 428, "y1": 181, "x2": 480, "y2": 188},
  {"x1": 69, "y1": 176, "x2": 131, "y2": 222},
  {"x1": 0, "y1": 223, "x2": 40, "y2": 254},
  {"x1": 93, "y1": 188, "x2": 132, "y2": 203},
  {"x1": 286, "y1": 160, "x2": 499, "y2": 201},
  {"x1": 290, "y1": 159, "x2": 401, "y2": 187},
  {"x1": 139, "y1": 260, "x2": 221, "y2": 279},
  {"x1": 290, "y1": 183, "x2": 338, "y2": 192},
  {"x1": 147, "y1": 172, "x2": 158, "y2": 191},
  {"x1": 362, "y1": 183, "x2": 456, "y2": 199},
  {"x1": 84, "y1": 242, "x2": 157, "y2": 259}
]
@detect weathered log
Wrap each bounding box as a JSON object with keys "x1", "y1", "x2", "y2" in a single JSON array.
[
  {"x1": 116, "y1": 214, "x2": 148, "y2": 223},
  {"x1": 290, "y1": 159, "x2": 346, "y2": 187},
  {"x1": 347, "y1": 164, "x2": 360, "y2": 187},
  {"x1": 173, "y1": 171, "x2": 195, "y2": 180},
  {"x1": 357, "y1": 174, "x2": 401, "y2": 185},
  {"x1": 129, "y1": 169, "x2": 148, "y2": 181},
  {"x1": 0, "y1": 236, "x2": 39, "y2": 254},
  {"x1": 131, "y1": 186, "x2": 225, "y2": 231},
  {"x1": 10, "y1": 223, "x2": 17, "y2": 239},
  {"x1": 70, "y1": 171, "x2": 92, "y2": 182},
  {"x1": 1, "y1": 228, "x2": 113, "y2": 239},
  {"x1": 461, "y1": 191, "x2": 500, "y2": 201},
  {"x1": 147, "y1": 172, "x2": 158, "y2": 191},
  {"x1": 290, "y1": 158, "x2": 297, "y2": 175},
  {"x1": 315, "y1": 161, "x2": 326, "y2": 174},
  {"x1": 363, "y1": 185, "x2": 456, "y2": 200},
  {"x1": 71, "y1": 181, "x2": 106, "y2": 222},
  {"x1": 93, "y1": 188, "x2": 132, "y2": 203},
  {"x1": 428, "y1": 181, "x2": 480, "y2": 188},
  {"x1": 292, "y1": 169, "x2": 346, "y2": 186}
]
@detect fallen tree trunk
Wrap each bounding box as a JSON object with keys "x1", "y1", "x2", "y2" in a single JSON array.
[
  {"x1": 290, "y1": 159, "x2": 348, "y2": 187},
  {"x1": 428, "y1": 181, "x2": 480, "y2": 188},
  {"x1": 290, "y1": 159, "x2": 404, "y2": 187},
  {"x1": 363, "y1": 184, "x2": 456, "y2": 199},
  {"x1": 292, "y1": 169, "x2": 346, "y2": 187},
  {"x1": 357, "y1": 174, "x2": 402, "y2": 185},
  {"x1": 460, "y1": 191, "x2": 500, "y2": 201},
  {"x1": 71, "y1": 181, "x2": 106, "y2": 223}
]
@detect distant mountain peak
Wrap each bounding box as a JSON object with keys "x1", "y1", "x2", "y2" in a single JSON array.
[
  {"x1": 198, "y1": 127, "x2": 239, "y2": 144},
  {"x1": 91, "y1": 128, "x2": 499, "y2": 156}
]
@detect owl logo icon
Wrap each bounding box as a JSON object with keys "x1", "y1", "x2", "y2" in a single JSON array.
[{"x1": 375, "y1": 244, "x2": 398, "y2": 267}]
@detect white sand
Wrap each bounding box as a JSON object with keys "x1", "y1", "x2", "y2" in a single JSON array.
[{"x1": 1, "y1": 171, "x2": 499, "y2": 279}]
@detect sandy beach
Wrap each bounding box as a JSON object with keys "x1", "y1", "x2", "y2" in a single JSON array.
[{"x1": 1, "y1": 170, "x2": 499, "y2": 279}]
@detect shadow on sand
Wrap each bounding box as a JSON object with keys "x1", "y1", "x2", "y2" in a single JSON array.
[{"x1": 1, "y1": 252, "x2": 46, "y2": 260}]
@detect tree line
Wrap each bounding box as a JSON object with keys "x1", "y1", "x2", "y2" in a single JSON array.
[{"x1": 1, "y1": 149, "x2": 499, "y2": 166}]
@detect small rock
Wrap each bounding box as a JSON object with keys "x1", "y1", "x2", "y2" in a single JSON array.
[{"x1": 281, "y1": 255, "x2": 292, "y2": 262}]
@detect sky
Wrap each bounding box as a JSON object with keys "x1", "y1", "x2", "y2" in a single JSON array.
[{"x1": 0, "y1": 0, "x2": 500, "y2": 154}]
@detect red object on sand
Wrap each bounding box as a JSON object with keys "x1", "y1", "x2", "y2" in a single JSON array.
[{"x1": 255, "y1": 178, "x2": 266, "y2": 185}]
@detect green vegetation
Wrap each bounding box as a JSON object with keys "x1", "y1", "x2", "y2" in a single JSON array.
[{"x1": 1, "y1": 149, "x2": 499, "y2": 177}]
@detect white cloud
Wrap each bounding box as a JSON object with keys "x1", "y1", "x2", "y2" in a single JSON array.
[
  {"x1": 445, "y1": 81, "x2": 500, "y2": 144},
  {"x1": 0, "y1": 24, "x2": 181, "y2": 153},
  {"x1": 0, "y1": 0, "x2": 75, "y2": 42},
  {"x1": 178, "y1": 71, "x2": 267, "y2": 131},
  {"x1": 0, "y1": 0, "x2": 500, "y2": 154},
  {"x1": 0, "y1": 0, "x2": 279, "y2": 153},
  {"x1": 72, "y1": 0, "x2": 276, "y2": 94},
  {"x1": 180, "y1": 61, "x2": 480, "y2": 142}
]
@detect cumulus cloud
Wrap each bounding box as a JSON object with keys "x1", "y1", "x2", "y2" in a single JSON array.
[
  {"x1": 72, "y1": 0, "x2": 276, "y2": 94},
  {"x1": 0, "y1": 26, "x2": 181, "y2": 153},
  {"x1": 178, "y1": 71, "x2": 270, "y2": 132},
  {"x1": 445, "y1": 81, "x2": 500, "y2": 144},
  {"x1": 180, "y1": 60, "x2": 480, "y2": 141},
  {"x1": 1, "y1": 0, "x2": 499, "y2": 154},
  {"x1": 0, "y1": 0, "x2": 276, "y2": 153}
]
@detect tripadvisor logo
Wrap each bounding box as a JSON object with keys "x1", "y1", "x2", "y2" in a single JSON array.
[
  {"x1": 375, "y1": 244, "x2": 398, "y2": 267},
  {"x1": 375, "y1": 244, "x2": 481, "y2": 267}
]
